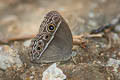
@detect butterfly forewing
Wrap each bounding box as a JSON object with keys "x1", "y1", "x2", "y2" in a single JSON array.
[{"x1": 30, "y1": 11, "x2": 62, "y2": 62}]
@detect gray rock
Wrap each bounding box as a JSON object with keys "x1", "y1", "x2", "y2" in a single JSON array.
[
  {"x1": 23, "y1": 40, "x2": 31, "y2": 47},
  {"x1": 106, "y1": 58, "x2": 120, "y2": 72},
  {"x1": 115, "y1": 25, "x2": 120, "y2": 33},
  {"x1": 0, "y1": 45, "x2": 23, "y2": 70}
]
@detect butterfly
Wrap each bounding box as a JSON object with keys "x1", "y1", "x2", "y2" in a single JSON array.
[{"x1": 29, "y1": 11, "x2": 73, "y2": 63}]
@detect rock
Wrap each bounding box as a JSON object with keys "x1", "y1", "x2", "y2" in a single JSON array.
[
  {"x1": 23, "y1": 40, "x2": 31, "y2": 47},
  {"x1": 111, "y1": 32, "x2": 120, "y2": 41},
  {"x1": 42, "y1": 63, "x2": 66, "y2": 80},
  {"x1": 88, "y1": 12, "x2": 95, "y2": 18},
  {"x1": 106, "y1": 58, "x2": 120, "y2": 72},
  {"x1": 115, "y1": 25, "x2": 120, "y2": 33},
  {"x1": 0, "y1": 45, "x2": 23, "y2": 70}
]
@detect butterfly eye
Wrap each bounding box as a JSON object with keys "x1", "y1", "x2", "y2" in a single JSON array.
[
  {"x1": 39, "y1": 42, "x2": 42, "y2": 45},
  {"x1": 37, "y1": 40, "x2": 44, "y2": 46},
  {"x1": 44, "y1": 35, "x2": 49, "y2": 40},
  {"x1": 45, "y1": 35, "x2": 49, "y2": 39},
  {"x1": 37, "y1": 45, "x2": 42, "y2": 51},
  {"x1": 35, "y1": 40, "x2": 44, "y2": 52},
  {"x1": 43, "y1": 33, "x2": 50, "y2": 41},
  {"x1": 48, "y1": 24, "x2": 56, "y2": 31}
]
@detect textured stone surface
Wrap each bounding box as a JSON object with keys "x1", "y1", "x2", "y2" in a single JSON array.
[{"x1": 0, "y1": 45, "x2": 22, "y2": 70}]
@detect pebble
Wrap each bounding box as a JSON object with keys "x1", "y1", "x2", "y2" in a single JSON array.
[
  {"x1": 110, "y1": 32, "x2": 120, "y2": 44},
  {"x1": 106, "y1": 58, "x2": 120, "y2": 72},
  {"x1": 115, "y1": 25, "x2": 120, "y2": 33},
  {"x1": 88, "y1": 20, "x2": 97, "y2": 27},
  {"x1": 88, "y1": 12, "x2": 95, "y2": 18},
  {"x1": 112, "y1": 33, "x2": 120, "y2": 40},
  {"x1": 23, "y1": 40, "x2": 31, "y2": 47},
  {"x1": 0, "y1": 45, "x2": 23, "y2": 70},
  {"x1": 42, "y1": 63, "x2": 66, "y2": 80}
]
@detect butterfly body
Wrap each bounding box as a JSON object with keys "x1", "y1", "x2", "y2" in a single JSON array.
[{"x1": 29, "y1": 11, "x2": 72, "y2": 63}]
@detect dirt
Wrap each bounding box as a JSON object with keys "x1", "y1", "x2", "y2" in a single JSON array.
[{"x1": 0, "y1": 0, "x2": 120, "y2": 80}]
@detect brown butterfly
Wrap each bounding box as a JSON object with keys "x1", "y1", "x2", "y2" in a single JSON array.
[{"x1": 29, "y1": 11, "x2": 73, "y2": 63}]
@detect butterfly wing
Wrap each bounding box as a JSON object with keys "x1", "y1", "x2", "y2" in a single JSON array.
[
  {"x1": 39, "y1": 15, "x2": 73, "y2": 63},
  {"x1": 29, "y1": 11, "x2": 72, "y2": 63}
]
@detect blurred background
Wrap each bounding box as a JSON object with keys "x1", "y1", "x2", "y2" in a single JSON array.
[{"x1": 0, "y1": 0, "x2": 120, "y2": 39}]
